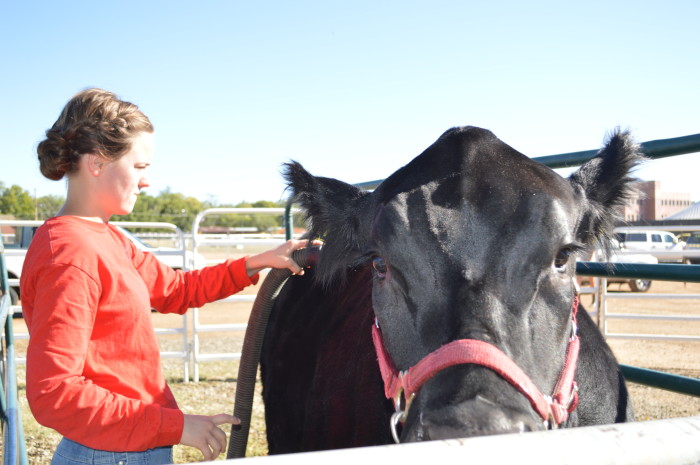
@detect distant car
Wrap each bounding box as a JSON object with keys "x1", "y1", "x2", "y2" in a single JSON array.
[
  {"x1": 579, "y1": 239, "x2": 659, "y2": 292},
  {"x1": 683, "y1": 233, "x2": 700, "y2": 264},
  {"x1": 614, "y1": 229, "x2": 685, "y2": 263}
]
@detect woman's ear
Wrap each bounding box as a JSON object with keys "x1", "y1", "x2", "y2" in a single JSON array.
[{"x1": 85, "y1": 153, "x2": 107, "y2": 177}]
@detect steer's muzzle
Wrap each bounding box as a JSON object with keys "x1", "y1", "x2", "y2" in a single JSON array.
[{"x1": 401, "y1": 395, "x2": 545, "y2": 442}]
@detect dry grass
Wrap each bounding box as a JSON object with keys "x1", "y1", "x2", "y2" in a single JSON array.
[
  {"x1": 12, "y1": 360, "x2": 266, "y2": 463},
  {"x1": 7, "y1": 270, "x2": 700, "y2": 463}
]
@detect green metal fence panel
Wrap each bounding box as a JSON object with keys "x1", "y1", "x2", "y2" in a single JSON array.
[
  {"x1": 533, "y1": 133, "x2": 700, "y2": 169},
  {"x1": 1, "y1": 235, "x2": 29, "y2": 465},
  {"x1": 576, "y1": 262, "x2": 700, "y2": 283},
  {"x1": 620, "y1": 365, "x2": 700, "y2": 398}
]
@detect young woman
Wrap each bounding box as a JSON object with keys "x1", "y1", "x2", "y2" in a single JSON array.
[{"x1": 22, "y1": 88, "x2": 311, "y2": 464}]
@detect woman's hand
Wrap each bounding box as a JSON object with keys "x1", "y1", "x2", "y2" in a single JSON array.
[
  {"x1": 180, "y1": 413, "x2": 239, "y2": 461},
  {"x1": 245, "y1": 239, "x2": 321, "y2": 277}
]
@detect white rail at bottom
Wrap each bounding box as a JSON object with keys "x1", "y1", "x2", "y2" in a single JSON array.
[{"x1": 218, "y1": 416, "x2": 700, "y2": 465}]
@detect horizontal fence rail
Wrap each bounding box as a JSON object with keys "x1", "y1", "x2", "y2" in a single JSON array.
[
  {"x1": 576, "y1": 261, "x2": 700, "y2": 342},
  {"x1": 533, "y1": 133, "x2": 700, "y2": 169},
  {"x1": 226, "y1": 416, "x2": 700, "y2": 465},
  {"x1": 620, "y1": 365, "x2": 700, "y2": 397},
  {"x1": 576, "y1": 262, "x2": 700, "y2": 282}
]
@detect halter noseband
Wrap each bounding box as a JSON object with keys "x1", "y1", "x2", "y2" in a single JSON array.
[{"x1": 372, "y1": 295, "x2": 580, "y2": 443}]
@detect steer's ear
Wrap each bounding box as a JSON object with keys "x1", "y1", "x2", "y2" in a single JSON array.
[
  {"x1": 284, "y1": 161, "x2": 373, "y2": 284},
  {"x1": 568, "y1": 129, "x2": 646, "y2": 246}
]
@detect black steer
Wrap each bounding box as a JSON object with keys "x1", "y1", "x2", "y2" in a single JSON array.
[{"x1": 261, "y1": 126, "x2": 638, "y2": 453}]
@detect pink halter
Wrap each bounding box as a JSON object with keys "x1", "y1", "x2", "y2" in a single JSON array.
[{"x1": 372, "y1": 295, "x2": 580, "y2": 439}]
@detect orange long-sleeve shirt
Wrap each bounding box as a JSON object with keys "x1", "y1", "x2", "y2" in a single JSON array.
[{"x1": 20, "y1": 216, "x2": 258, "y2": 451}]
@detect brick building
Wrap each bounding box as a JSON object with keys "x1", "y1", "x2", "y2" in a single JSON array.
[{"x1": 622, "y1": 181, "x2": 694, "y2": 222}]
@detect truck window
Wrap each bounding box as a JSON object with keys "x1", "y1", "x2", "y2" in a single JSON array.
[
  {"x1": 1, "y1": 227, "x2": 21, "y2": 249},
  {"x1": 0, "y1": 226, "x2": 38, "y2": 249}
]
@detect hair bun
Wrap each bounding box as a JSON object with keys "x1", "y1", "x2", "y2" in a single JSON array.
[
  {"x1": 36, "y1": 88, "x2": 153, "y2": 181},
  {"x1": 37, "y1": 129, "x2": 78, "y2": 181}
]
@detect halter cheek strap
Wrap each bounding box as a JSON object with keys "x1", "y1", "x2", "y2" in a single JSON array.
[{"x1": 372, "y1": 295, "x2": 580, "y2": 438}]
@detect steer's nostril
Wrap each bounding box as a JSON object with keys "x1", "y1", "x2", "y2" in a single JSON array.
[
  {"x1": 422, "y1": 418, "x2": 535, "y2": 440},
  {"x1": 511, "y1": 419, "x2": 536, "y2": 433}
]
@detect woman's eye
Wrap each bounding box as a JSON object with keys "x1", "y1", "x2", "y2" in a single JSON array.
[
  {"x1": 554, "y1": 249, "x2": 572, "y2": 271},
  {"x1": 372, "y1": 256, "x2": 388, "y2": 278}
]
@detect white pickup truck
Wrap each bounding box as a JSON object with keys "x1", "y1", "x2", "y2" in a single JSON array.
[
  {"x1": 614, "y1": 228, "x2": 686, "y2": 263},
  {"x1": 0, "y1": 220, "x2": 204, "y2": 308}
]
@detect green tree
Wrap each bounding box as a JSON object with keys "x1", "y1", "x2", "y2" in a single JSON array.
[
  {"x1": 36, "y1": 194, "x2": 65, "y2": 220},
  {"x1": 250, "y1": 200, "x2": 285, "y2": 232},
  {"x1": 118, "y1": 190, "x2": 203, "y2": 231},
  {"x1": 0, "y1": 181, "x2": 286, "y2": 231},
  {"x1": 0, "y1": 185, "x2": 35, "y2": 219},
  {"x1": 195, "y1": 200, "x2": 286, "y2": 232}
]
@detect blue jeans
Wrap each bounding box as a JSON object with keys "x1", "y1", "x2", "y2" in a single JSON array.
[{"x1": 52, "y1": 438, "x2": 173, "y2": 465}]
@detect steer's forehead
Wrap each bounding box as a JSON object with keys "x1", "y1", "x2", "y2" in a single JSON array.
[{"x1": 374, "y1": 165, "x2": 579, "y2": 254}]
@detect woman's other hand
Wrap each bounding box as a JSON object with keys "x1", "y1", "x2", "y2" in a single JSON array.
[{"x1": 180, "y1": 413, "x2": 239, "y2": 461}]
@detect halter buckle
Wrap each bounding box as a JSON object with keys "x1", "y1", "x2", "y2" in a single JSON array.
[
  {"x1": 569, "y1": 318, "x2": 578, "y2": 340},
  {"x1": 390, "y1": 385, "x2": 415, "y2": 443}
]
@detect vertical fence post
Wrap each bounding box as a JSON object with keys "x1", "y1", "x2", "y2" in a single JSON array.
[
  {"x1": 1, "y1": 235, "x2": 29, "y2": 465},
  {"x1": 284, "y1": 201, "x2": 294, "y2": 241},
  {"x1": 599, "y1": 278, "x2": 608, "y2": 335}
]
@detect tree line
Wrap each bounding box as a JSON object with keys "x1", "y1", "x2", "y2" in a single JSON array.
[{"x1": 0, "y1": 182, "x2": 288, "y2": 233}]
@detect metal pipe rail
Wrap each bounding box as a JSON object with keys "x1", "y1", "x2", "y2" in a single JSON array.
[
  {"x1": 576, "y1": 262, "x2": 700, "y2": 342},
  {"x1": 598, "y1": 287, "x2": 700, "y2": 342},
  {"x1": 220, "y1": 416, "x2": 700, "y2": 465},
  {"x1": 620, "y1": 365, "x2": 700, "y2": 397},
  {"x1": 576, "y1": 262, "x2": 700, "y2": 283},
  {"x1": 534, "y1": 132, "x2": 700, "y2": 168},
  {"x1": 190, "y1": 207, "x2": 302, "y2": 381}
]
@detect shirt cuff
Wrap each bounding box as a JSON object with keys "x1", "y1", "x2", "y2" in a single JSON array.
[
  {"x1": 157, "y1": 407, "x2": 184, "y2": 447},
  {"x1": 229, "y1": 257, "x2": 260, "y2": 287}
]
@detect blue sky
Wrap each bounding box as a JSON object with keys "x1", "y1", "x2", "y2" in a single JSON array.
[{"x1": 1, "y1": 1, "x2": 699, "y2": 206}]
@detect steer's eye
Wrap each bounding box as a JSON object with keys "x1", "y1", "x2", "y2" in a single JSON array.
[
  {"x1": 372, "y1": 256, "x2": 388, "y2": 279},
  {"x1": 554, "y1": 248, "x2": 573, "y2": 271}
]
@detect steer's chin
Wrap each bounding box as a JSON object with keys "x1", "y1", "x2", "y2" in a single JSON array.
[{"x1": 401, "y1": 400, "x2": 545, "y2": 442}]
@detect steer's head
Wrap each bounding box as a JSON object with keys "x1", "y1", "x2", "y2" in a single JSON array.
[{"x1": 284, "y1": 126, "x2": 643, "y2": 440}]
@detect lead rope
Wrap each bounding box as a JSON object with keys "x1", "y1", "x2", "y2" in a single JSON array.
[{"x1": 226, "y1": 246, "x2": 321, "y2": 459}]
